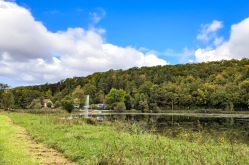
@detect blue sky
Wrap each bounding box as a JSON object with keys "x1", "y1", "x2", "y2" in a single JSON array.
[
  {"x1": 1, "y1": 0, "x2": 249, "y2": 86},
  {"x1": 14, "y1": 0, "x2": 249, "y2": 64}
]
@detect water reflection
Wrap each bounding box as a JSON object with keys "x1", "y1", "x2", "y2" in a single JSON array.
[{"x1": 73, "y1": 112, "x2": 249, "y2": 143}]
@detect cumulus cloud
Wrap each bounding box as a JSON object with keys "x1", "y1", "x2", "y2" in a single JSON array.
[
  {"x1": 195, "y1": 18, "x2": 249, "y2": 62},
  {"x1": 0, "y1": 0, "x2": 167, "y2": 85},
  {"x1": 197, "y1": 20, "x2": 223, "y2": 43}
]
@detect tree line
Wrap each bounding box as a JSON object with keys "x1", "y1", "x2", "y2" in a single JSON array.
[{"x1": 1, "y1": 59, "x2": 249, "y2": 111}]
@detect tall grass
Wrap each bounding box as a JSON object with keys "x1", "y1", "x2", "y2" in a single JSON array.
[{"x1": 7, "y1": 113, "x2": 249, "y2": 165}]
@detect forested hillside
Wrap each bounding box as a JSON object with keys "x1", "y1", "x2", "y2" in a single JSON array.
[{"x1": 1, "y1": 59, "x2": 249, "y2": 111}]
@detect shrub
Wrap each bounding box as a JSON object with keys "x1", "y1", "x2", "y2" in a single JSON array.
[
  {"x1": 47, "y1": 102, "x2": 53, "y2": 108},
  {"x1": 28, "y1": 99, "x2": 42, "y2": 109},
  {"x1": 114, "y1": 102, "x2": 126, "y2": 112},
  {"x1": 150, "y1": 103, "x2": 160, "y2": 113},
  {"x1": 54, "y1": 101, "x2": 61, "y2": 108},
  {"x1": 85, "y1": 118, "x2": 97, "y2": 125},
  {"x1": 138, "y1": 101, "x2": 149, "y2": 113},
  {"x1": 61, "y1": 97, "x2": 74, "y2": 113}
]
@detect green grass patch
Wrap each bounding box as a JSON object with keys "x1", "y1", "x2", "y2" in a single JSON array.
[
  {"x1": 7, "y1": 113, "x2": 249, "y2": 165},
  {"x1": 0, "y1": 114, "x2": 39, "y2": 165}
]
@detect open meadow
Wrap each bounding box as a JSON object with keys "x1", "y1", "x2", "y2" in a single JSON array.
[
  {"x1": 2, "y1": 0, "x2": 249, "y2": 164},
  {"x1": 0, "y1": 111, "x2": 248, "y2": 165}
]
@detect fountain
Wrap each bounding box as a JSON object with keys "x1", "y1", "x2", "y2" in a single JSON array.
[{"x1": 84, "y1": 95, "x2": 90, "y2": 118}]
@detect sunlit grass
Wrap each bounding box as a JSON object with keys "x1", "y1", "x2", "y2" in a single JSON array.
[
  {"x1": 7, "y1": 113, "x2": 249, "y2": 165},
  {"x1": 0, "y1": 114, "x2": 39, "y2": 165}
]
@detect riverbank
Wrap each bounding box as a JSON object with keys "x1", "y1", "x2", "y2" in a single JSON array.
[
  {"x1": 86, "y1": 112, "x2": 249, "y2": 118},
  {"x1": 4, "y1": 112, "x2": 249, "y2": 164}
]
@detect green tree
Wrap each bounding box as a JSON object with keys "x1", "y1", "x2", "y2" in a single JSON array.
[
  {"x1": 133, "y1": 93, "x2": 148, "y2": 111},
  {"x1": 150, "y1": 84, "x2": 168, "y2": 107},
  {"x1": 114, "y1": 102, "x2": 126, "y2": 112},
  {"x1": 12, "y1": 88, "x2": 42, "y2": 108},
  {"x1": 163, "y1": 83, "x2": 179, "y2": 110},
  {"x1": 83, "y1": 83, "x2": 97, "y2": 104},
  {"x1": 240, "y1": 79, "x2": 249, "y2": 106},
  {"x1": 44, "y1": 89, "x2": 52, "y2": 98},
  {"x1": 95, "y1": 90, "x2": 105, "y2": 103},
  {"x1": 124, "y1": 94, "x2": 135, "y2": 110},
  {"x1": 4, "y1": 59, "x2": 249, "y2": 111},
  {"x1": 106, "y1": 88, "x2": 127, "y2": 109},
  {"x1": 61, "y1": 96, "x2": 74, "y2": 113},
  {"x1": 72, "y1": 85, "x2": 85, "y2": 106},
  {"x1": 2, "y1": 90, "x2": 14, "y2": 110},
  {"x1": 138, "y1": 100, "x2": 149, "y2": 113}
]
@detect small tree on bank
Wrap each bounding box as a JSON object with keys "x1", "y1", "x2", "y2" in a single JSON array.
[
  {"x1": 113, "y1": 102, "x2": 126, "y2": 112},
  {"x1": 62, "y1": 96, "x2": 74, "y2": 113}
]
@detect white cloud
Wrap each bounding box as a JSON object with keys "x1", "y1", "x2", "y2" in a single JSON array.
[
  {"x1": 0, "y1": 0, "x2": 167, "y2": 85},
  {"x1": 179, "y1": 48, "x2": 195, "y2": 63},
  {"x1": 197, "y1": 20, "x2": 223, "y2": 44},
  {"x1": 89, "y1": 8, "x2": 106, "y2": 24},
  {"x1": 163, "y1": 47, "x2": 195, "y2": 63},
  {"x1": 195, "y1": 18, "x2": 249, "y2": 62}
]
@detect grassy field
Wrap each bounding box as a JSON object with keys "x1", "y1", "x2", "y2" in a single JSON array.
[
  {"x1": 4, "y1": 112, "x2": 249, "y2": 165},
  {"x1": 0, "y1": 115, "x2": 39, "y2": 165}
]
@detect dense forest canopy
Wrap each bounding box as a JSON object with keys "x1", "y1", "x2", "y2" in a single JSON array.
[{"x1": 1, "y1": 59, "x2": 249, "y2": 111}]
